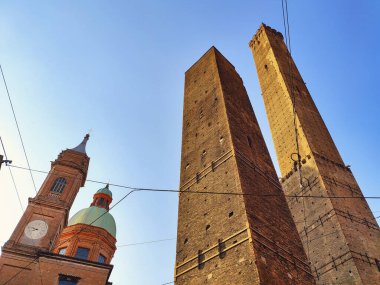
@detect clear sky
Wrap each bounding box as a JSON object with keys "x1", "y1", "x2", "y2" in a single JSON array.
[{"x1": 0, "y1": 1, "x2": 379, "y2": 284}]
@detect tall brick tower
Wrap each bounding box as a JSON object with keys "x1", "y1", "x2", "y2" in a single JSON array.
[
  {"x1": 0, "y1": 135, "x2": 115, "y2": 285},
  {"x1": 250, "y1": 24, "x2": 380, "y2": 284},
  {"x1": 175, "y1": 47, "x2": 314, "y2": 284}
]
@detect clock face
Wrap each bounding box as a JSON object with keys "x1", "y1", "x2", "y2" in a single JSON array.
[{"x1": 24, "y1": 220, "x2": 48, "y2": 240}]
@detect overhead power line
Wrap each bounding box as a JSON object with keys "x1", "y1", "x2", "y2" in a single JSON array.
[
  {"x1": 1, "y1": 66, "x2": 50, "y2": 246},
  {"x1": 118, "y1": 238, "x2": 176, "y2": 248},
  {"x1": 281, "y1": 0, "x2": 313, "y2": 259},
  {"x1": 8, "y1": 164, "x2": 380, "y2": 200},
  {"x1": 0, "y1": 64, "x2": 37, "y2": 193},
  {"x1": 1, "y1": 256, "x2": 39, "y2": 285},
  {"x1": 0, "y1": 136, "x2": 24, "y2": 212}
]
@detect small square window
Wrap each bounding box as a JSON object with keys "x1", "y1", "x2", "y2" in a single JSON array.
[
  {"x1": 98, "y1": 254, "x2": 106, "y2": 264},
  {"x1": 75, "y1": 247, "x2": 89, "y2": 260}
]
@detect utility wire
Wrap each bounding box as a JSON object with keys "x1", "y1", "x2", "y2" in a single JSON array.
[
  {"x1": 0, "y1": 64, "x2": 37, "y2": 193},
  {"x1": 4, "y1": 158, "x2": 379, "y2": 283},
  {"x1": 8, "y1": 164, "x2": 380, "y2": 199},
  {"x1": 6, "y1": 167, "x2": 377, "y2": 282},
  {"x1": 281, "y1": 0, "x2": 312, "y2": 260},
  {"x1": 1, "y1": 66, "x2": 49, "y2": 231},
  {"x1": 118, "y1": 238, "x2": 176, "y2": 248},
  {"x1": 2, "y1": 257, "x2": 39, "y2": 285},
  {"x1": 0, "y1": 136, "x2": 24, "y2": 212},
  {"x1": 0, "y1": 135, "x2": 9, "y2": 159},
  {"x1": 53, "y1": 190, "x2": 137, "y2": 248},
  {"x1": 1, "y1": 65, "x2": 51, "y2": 285}
]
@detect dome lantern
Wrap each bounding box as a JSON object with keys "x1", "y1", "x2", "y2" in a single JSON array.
[{"x1": 90, "y1": 183, "x2": 113, "y2": 211}]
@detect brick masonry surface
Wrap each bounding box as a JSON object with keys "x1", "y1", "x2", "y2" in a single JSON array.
[
  {"x1": 250, "y1": 23, "x2": 380, "y2": 285},
  {"x1": 175, "y1": 47, "x2": 314, "y2": 285}
]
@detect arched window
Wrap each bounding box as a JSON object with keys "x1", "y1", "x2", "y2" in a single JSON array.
[{"x1": 51, "y1": 177, "x2": 67, "y2": 194}]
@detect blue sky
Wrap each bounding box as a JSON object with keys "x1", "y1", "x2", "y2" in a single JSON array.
[{"x1": 0, "y1": 1, "x2": 379, "y2": 284}]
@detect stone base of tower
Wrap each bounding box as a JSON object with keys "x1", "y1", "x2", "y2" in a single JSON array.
[{"x1": 0, "y1": 249, "x2": 113, "y2": 284}]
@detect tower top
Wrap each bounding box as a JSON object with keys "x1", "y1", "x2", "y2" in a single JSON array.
[
  {"x1": 70, "y1": 133, "x2": 90, "y2": 154},
  {"x1": 249, "y1": 23, "x2": 283, "y2": 48}
]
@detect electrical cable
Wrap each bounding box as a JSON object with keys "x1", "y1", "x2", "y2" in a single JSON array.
[
  {"x1": 1, "y1": 66, "x2": 49, "y2": 243},
  {"x1": 118, "y1": 238, "x2": 176, "y2": 248},
  {"x1": 7, "y1": 164, "x2": 380, "y2": 199},
  {"x1": 0, "y1": 65, "x2": 37, "y2": 193},
  {"x1": 0, "y1": 135, "x2": 9, "y2": 159},
  {"x1": 0, "y1": 136, "x2": 24, "y2": 212},
  {"x1": 281, "y1": 0, "x2": 313, "y2": 262},
  {"x1": 53, "y1": 190, "x2": 137, "y2": 249},
  {"x1": 2, "y1": 257, "x2": 39, "y2": 285}
]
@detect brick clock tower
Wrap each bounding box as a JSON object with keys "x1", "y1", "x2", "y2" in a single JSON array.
[
  {"x1": 0, "y1": 135, "x2": 116, "y2": 285},
  {"x1": 175, "y1": 47, "x2": 314, "y2": 284},
  {"x1": 250, "y1": 24, "x2": 380, "y2": 284}
]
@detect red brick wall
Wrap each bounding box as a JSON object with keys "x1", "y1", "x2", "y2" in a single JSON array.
[
  {"x1": 53, "y1": 224, "x2": 116, "y2": 265},
  {"x1": 0, "y1": 251, "x2": 112, "y2": 285}
]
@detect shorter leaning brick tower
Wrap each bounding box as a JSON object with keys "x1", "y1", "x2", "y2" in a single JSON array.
[
  {"x1": 174, "y1": 47, "x2": 314, "y2": 285},
  {"x1": 250, "y1": 23, "x2": 380, "y2": 285}
]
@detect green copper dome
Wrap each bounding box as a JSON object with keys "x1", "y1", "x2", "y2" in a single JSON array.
[
  {"x1": 96, "y1": 184, "x2": 112, "y2": 198},
  {"x1": 68, "y1": 206, "x2": 116, "y2": 237}
]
